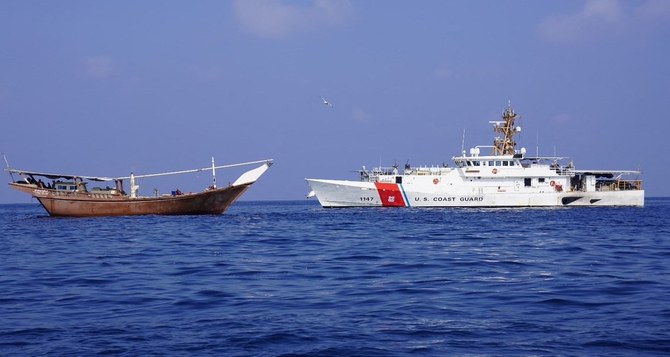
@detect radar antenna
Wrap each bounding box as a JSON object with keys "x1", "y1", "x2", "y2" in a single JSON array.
[{"x1": 491, "y1": 103, "x2": 520, "y2": 155}]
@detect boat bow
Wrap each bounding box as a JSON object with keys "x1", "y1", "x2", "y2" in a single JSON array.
[{"x1": 233, "y1": 161, "x2": 273, "y2": 187}]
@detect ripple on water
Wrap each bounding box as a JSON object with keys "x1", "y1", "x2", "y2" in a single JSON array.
[{"x1": 0, "y1": 201, "x2": 668, "y2": 356}]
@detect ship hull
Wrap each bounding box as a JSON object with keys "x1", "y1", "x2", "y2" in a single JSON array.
[
  {"x1": 7, "y1": 160, "x2": 272, "y2": 217},
  {"x1": 306, "y1": 179, "x2": 644, "y2": 208},
  {"x1": 10, "y1": 182, "x2": 252, "y2": 217},
  {"x1": 306, "y1": 104, "x2": 643, "y2": 208}
]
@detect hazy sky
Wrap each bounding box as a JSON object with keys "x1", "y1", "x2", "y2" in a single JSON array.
[{"x1": 2, "y1": 0, "x2": 669, "y2": 203}]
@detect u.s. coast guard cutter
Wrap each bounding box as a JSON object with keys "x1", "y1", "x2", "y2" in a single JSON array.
[{"x1": 306, "y1": 105, "x2": 643, "y2": 207}]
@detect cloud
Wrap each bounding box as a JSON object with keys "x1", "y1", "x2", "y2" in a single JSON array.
[
  {"x1": 80, "y1": 56, "x2": 117, "y2": 79},
  {"x1": 537, "y1": 0, "x2": 624, "y2": 44},
  {"x1": 537, "y1": 0, "x2": 670, "y2": 44},
  {"x1": 232, "y1": 0, "x2": 354, "y2": 39},
  {"x1": 352, "y1": 107, "x2": 370, "y2": 122},
  {"x1": 550, "y1": 113, "x2": 574, "y2": 124},
  {"x1": 0, "y1": 86, "x2": 8, "y2": 106},
  {"x1": 435, "y1": 66, "x2": 452, "y2": 81},
  {"x1": 634, "y1": 0, "x2": 670, "y2": 22},
  {"x1": 189, "y1": 65, "x2": 225, "y2": 83}
]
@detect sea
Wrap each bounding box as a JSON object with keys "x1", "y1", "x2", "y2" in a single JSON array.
[{"x1": 1, "y1": 199, "x2": 669, "y2": 357}]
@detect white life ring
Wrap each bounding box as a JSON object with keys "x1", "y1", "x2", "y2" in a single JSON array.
[
  {"x1": 550, "y1": 180, "x2": 556, "y2": 187},
  {"x1": 492, "y1": 168, "x2": 498, "y2": 174},
  {"x1": 433, "y1": 178, "x2": 439, "y2": 184}
]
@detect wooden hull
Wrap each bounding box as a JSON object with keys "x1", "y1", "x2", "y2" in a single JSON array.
[{"x1": 9, "y1": 183, "x2": 252, "y2": 217}]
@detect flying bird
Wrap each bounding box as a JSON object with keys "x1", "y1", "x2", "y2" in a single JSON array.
[{"x1": 321, "y1": 96, "x2": 333, "y2": 107}]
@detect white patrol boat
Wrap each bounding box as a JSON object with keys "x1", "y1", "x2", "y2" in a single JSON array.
[{"x1": 306, "y1": 104, "x2": 643, "y2": 208}]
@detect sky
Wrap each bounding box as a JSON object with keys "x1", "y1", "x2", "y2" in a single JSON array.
[{"x1": 1, "y1": 0, "x2": 669, "y2": 203}]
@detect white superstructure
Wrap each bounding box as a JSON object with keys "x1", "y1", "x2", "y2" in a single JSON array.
[{"x1": 306, "y1": 105, "x2": 643, "y2": 207}]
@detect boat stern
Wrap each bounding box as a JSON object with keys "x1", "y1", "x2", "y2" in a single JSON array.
[{"x1": 8, "y1": 182, "x2": 39, "y2": 195}]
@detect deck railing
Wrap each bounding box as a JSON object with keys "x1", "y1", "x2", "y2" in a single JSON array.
[{"x1": 597, "y1": 180, "x2": 642, "y2": 191}]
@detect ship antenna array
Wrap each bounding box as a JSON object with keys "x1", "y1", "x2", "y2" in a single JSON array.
[{"x1": 461, "y1": 129, "x2": 466, "y2": 156}]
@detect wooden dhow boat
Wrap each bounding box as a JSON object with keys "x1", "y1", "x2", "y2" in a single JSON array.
[{"x1": 5, "y1": 158, "x2": 273, "y2": 217}]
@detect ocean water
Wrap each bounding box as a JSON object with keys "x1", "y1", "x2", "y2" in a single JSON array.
[{"x1": 1, "y1": 199, "x2": 669, "y2": 356}]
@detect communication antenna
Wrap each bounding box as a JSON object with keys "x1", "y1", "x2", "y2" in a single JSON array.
[
  {"x1": 211, "y1": 156, "x2": 217, "y2": 188},
  {"x1": 536, "y1": 129, "x2": 539, "y2": 157},
  {"x1": 461, "y1": 129, "x2": 466, "y2": 156}
]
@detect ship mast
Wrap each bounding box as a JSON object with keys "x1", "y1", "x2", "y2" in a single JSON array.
[{"x1": 491, "y1": 103, "x2": 519, "y2": 156}]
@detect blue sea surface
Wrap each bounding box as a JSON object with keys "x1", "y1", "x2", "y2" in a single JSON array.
[{"x1": 1, "y1": 199, "x2": 669, "y2": 356}]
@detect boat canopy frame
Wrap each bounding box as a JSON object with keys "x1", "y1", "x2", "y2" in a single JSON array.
[{"x1": 4, "y1": 159, "x2": 274, "y2": 183}]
